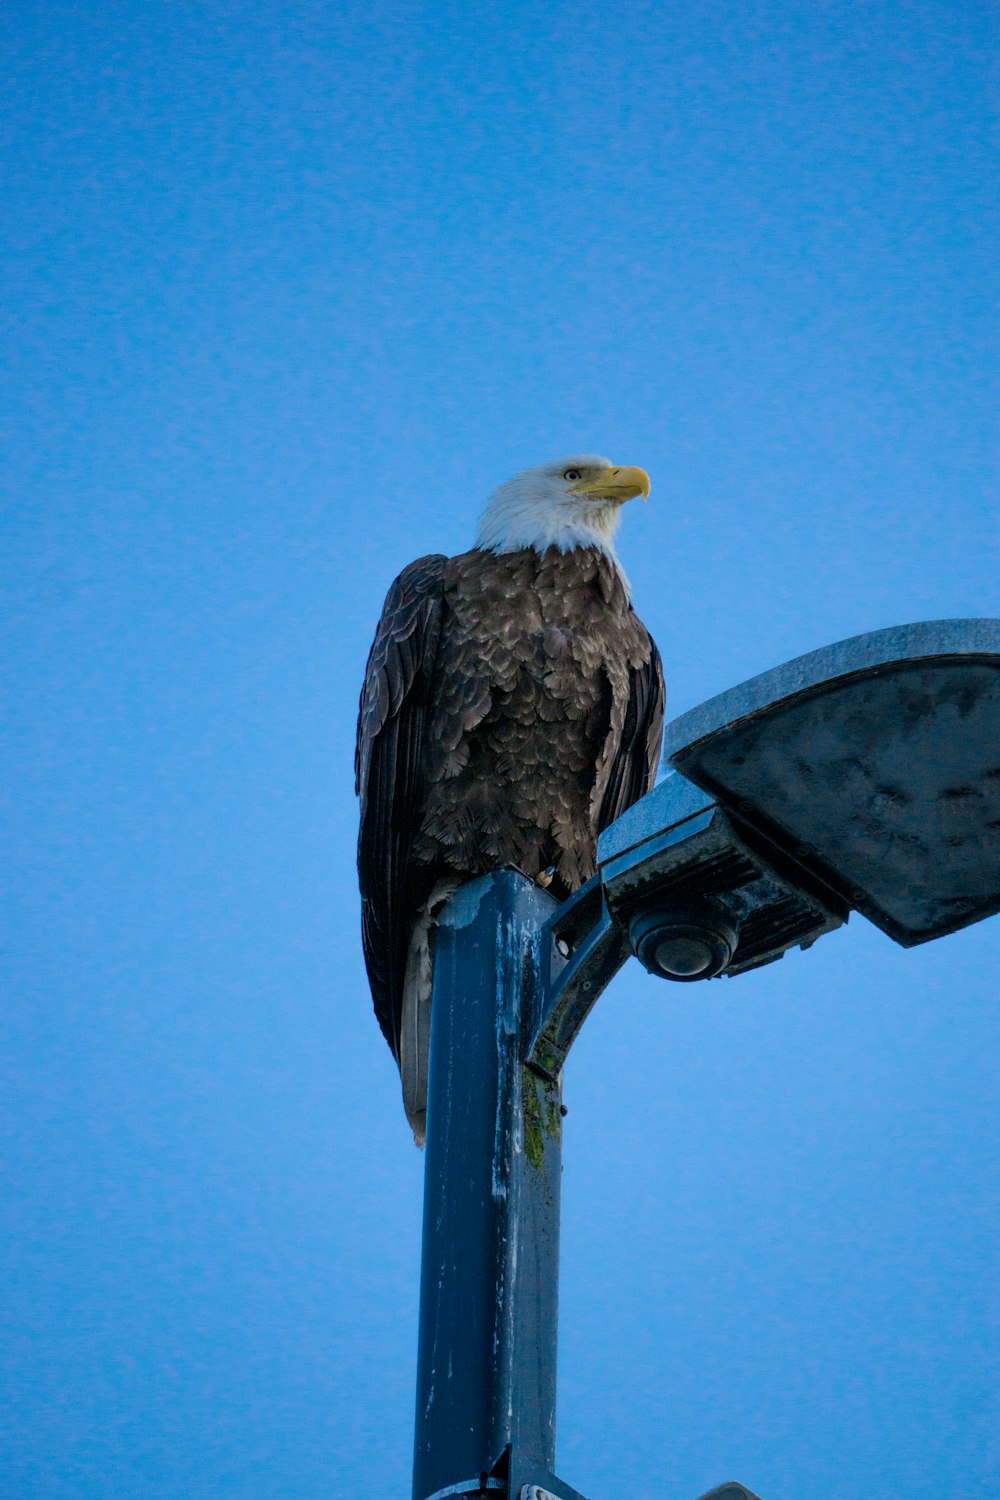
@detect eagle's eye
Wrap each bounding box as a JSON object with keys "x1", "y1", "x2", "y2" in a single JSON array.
[{"x1": 563, "y1": 468, "x2": 582, "y2": 482}]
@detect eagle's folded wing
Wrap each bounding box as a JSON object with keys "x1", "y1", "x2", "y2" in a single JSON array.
[
  {"x1": 355, "y1": 554, "x2": 448, "y2": 1057},
  {"x1": 594, "y1": 627, "x2": 665, "y2": 834}
]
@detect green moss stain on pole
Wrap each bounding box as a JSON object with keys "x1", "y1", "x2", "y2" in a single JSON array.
[{"x1": 523, "y1": 1066, "x2": 562, "y2": 1172}]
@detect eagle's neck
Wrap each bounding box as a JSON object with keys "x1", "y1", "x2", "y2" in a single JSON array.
[{"x1": 474, "y1": 494, "x2": 631, "y2": 597}]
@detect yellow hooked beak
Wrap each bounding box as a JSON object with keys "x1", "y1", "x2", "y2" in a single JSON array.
[{"x1": 570, "y1": 464, "x2": 651, "y2": 503}]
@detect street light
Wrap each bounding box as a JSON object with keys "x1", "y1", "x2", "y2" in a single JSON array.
[{"x1": 411, "y1": 619, "x2": 1000, "y2": 1500}]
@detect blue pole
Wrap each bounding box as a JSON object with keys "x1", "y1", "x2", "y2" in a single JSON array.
[{"x1": 411, "y1": 871, "x2": 563, "y2": 1500}]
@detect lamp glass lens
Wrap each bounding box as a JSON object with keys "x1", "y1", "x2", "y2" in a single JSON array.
[{"x1": 654, "y1": 935, "x2": 715, "y2": 977}]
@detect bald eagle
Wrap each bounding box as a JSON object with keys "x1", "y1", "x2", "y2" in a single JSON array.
[{"x1": 356, "y1": 456, "x2": 664, "y2": 1141}]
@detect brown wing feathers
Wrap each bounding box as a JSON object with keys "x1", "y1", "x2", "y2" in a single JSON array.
[
  {"x1": 596, "y1": 633, "x2": 665, "y2": 834},
  {"x1": 356, "y1": 545, "x2": 664, "y2": 1064},
  {"x1": 356, "y1": 555, "x2": 447, "y2": 1055}
]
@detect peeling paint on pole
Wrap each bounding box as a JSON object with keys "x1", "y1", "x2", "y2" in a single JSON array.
[{"x1": 412, "y1": 871, "x2": 561, "y2": 1500}]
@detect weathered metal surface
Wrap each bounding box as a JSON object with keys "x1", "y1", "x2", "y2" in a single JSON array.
[
  {"x1": 664, "y1": 619, "x2": 1000, "y2": 752},
  {"x1": 598, "y1": 773, "x2": 846, "y2": 980},
  {"x1": 516, "y1": 1473, "x2": 589, "y2": 1500},
  {"x1": 664, "y1": 619, "x2": 1000, "y2": 946},
  {"x1": 413, "y1": 872, "x2": 563, "y2": 1500},
  {"x1": 598, "y1": 770, "x2": 717, "y2": 865},
  {"x1": 421, "y1": 1480, "x2": 506, "y2": 1499},
  {"x1": 527, "y1": 875, "x2": 631, "y2": 1076}
]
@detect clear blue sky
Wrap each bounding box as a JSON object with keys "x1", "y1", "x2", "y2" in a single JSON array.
[{"x1": 3, "y1": 2, "x2": 997, "y2": 1496}]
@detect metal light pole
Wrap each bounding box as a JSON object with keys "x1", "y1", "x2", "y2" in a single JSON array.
[
  {"x1": 412, "y1": 873, "x2": 563, "y2": 1500},
  {"x1": 410, "y1": 619, "x2": 1000, "y2": 1500}
]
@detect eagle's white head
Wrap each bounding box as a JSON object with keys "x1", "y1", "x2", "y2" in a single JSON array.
[{"x1": 475, "y1": 456, "x2": 651, "y2": 578}]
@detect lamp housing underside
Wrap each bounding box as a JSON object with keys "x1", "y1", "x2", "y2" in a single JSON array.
[{"x1": 663, "y1": 619, "x2": 1000, "y2": 948}]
